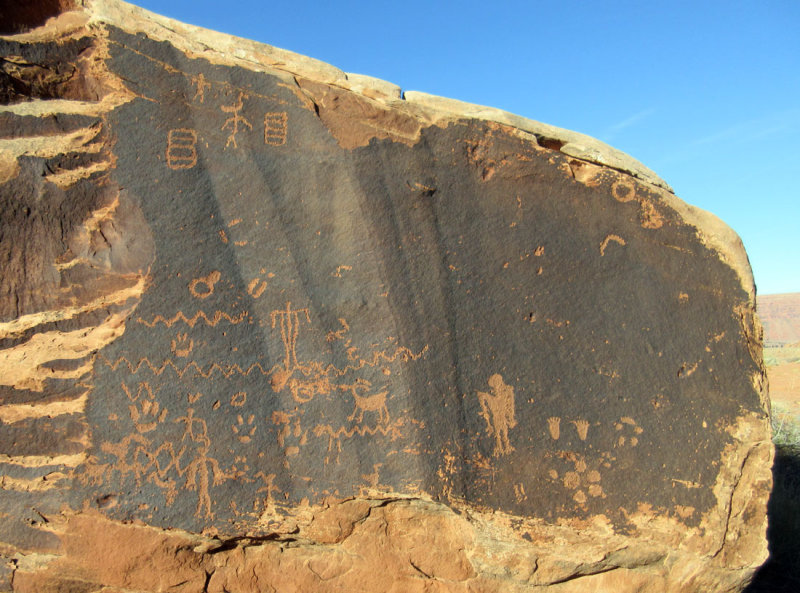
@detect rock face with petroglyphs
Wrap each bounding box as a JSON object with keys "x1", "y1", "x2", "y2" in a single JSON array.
[{"x1": 0, "y1": 2, "x2": 772, "y2": 592}]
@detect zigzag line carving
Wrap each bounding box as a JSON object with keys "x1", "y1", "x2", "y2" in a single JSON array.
[
  {"x1": 98, "y1": 355, "x2": 279, "y2": 379},
  {"x1": 322, "y1": 345, "x2": 429, "y2": 377},
  {"x1": 313, "y1": 420, "x2": 404, "y2": 441},
  {"x1": 137, "y1": 310, "x2": 249, "y2": 328},
  {"x1": 98, "y1": 346, "x2": 428, "y2": 381}
]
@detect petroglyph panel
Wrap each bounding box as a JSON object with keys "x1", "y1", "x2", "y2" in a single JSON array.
[{"x1": 0, "y1": 22, "x2": 767, "y2": 548}]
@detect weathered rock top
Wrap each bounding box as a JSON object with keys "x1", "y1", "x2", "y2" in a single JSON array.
[{"x1": 15, "y1": 0, "x2": 673, "y2": 188}]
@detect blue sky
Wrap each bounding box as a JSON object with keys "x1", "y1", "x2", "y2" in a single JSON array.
[{"x1": 134, "y1": 0, "x2": 799, "y2": 295}]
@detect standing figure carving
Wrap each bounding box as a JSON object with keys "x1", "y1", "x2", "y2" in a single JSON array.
[{"x1": 477, "y1": 374, "x2": 517, "y2": 457}]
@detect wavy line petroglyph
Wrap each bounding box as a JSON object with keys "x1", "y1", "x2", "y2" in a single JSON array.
[
  {"x1": 313, "y1": 419, "x2": 405, "y2": 464},
  {"x1": 137, "y1": 310, "x2": 249, "y2": 327},
  {"x1": 98, "y1": 355, "x2": 275, "y2": 379}
]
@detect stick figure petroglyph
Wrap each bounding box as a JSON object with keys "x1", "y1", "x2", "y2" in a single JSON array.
[
  {"x1": 255, "y1": 471, "x2": 281, "y2": 511},
  {"x1": 175, "y1": 407, "x2": 228, "y2": 519},
  {"x1": 221, "y1": 91, "x2": 252, "y2": 149},
  {"x1": 477, "y1": 374, "x2": 517, "y2": 457},
  {"x1": 192, "y1": 73, "x2": 211, "y2": 103}
]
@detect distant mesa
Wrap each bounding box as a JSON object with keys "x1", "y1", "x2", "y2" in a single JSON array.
[{"x1": 759, "y1": 292, "x2": 800, "y2": 345}]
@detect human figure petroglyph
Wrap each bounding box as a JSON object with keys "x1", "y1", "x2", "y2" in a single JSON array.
[
  {"x1": 182, "y1": 438, "x2": 227, "y2": 519},
  {"x1": 221, "y1": 91, "x2": 252, "y2": 148},
  {"x1": 269, "y1": 302, "x2": 336, "y2": 403},
  {"x1": 176, "y1": 407, "x2": 228, "y2": 519},
  {"x1": 345, "y1": 379, "x2": 390, "y2": 424},
  {"x1": 255, "y1": 471, "x2": 280, "y2": 511},
  {"x1": 477, "y1": 374, "x2": 517, "y2": 457},
  {"x1": 191, "y1": 73, "x2": 210, "y2": 103}
]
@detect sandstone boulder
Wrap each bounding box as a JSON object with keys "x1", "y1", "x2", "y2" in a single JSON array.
[{"x1": 0, "y1": 2, "x2": 772, "y2": 592}]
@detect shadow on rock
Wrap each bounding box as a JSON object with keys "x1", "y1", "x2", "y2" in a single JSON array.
[{"x1": 746, "y1": 445, "x2": 800, "y2": 592}]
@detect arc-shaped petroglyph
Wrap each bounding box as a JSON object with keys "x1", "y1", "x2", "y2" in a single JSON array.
[{"x1": 600, "y1": 234, "x2": 626, "y2": 256}]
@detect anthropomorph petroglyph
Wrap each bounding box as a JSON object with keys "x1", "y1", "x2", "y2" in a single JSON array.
[
  {"x1": 477, "y1": 374, "x2": 517, "y2": 457},
  {"x1": 221, "y1": 91, "x2": 253, "y2": 148},
  {"x1": 176, "y1": 408, "x2": 230, "y2": 518},
  {"x1": 191, "y1": 73, "x2": 210, "y2": 103}
]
